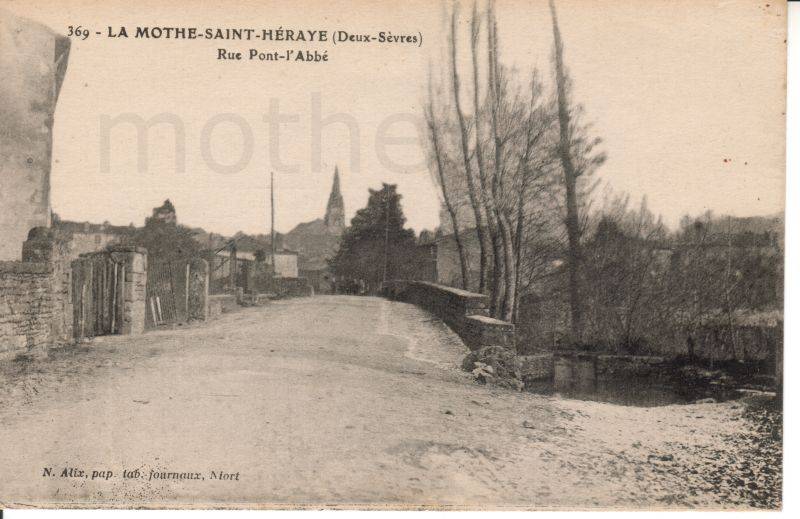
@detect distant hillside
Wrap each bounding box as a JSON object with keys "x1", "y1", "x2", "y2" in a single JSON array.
[
  {"x1": 678, "y1": 212, "x2": 784, "y2": 248},
  {"x1": 283, "y1": 218, "x2": 341, "y2": 270},
  {"x1": 692, "y1": 213, "x2": 783, "y2": 236}
]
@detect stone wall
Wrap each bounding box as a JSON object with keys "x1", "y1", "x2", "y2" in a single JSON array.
[
  {"x1": 209, "y1": 294, "x2": 238, "y2": 318},
  {"x1": 461, "y1": 315, "x2": 515, "y2": 351},
  {"x1": 382, "y1": 280, "x2": 515, "y2": 351},
  {"x1": 516, "y1": 354, "x2": 554, "y2": 382},
  {"x1": 0, "y1": 261, "x2": 53, "y2": 358},
  {"x1": 270, "y1": 277, "x2": 314, "y2": 298},
  {"x1": 553, "y1": 352, "x2": 668, "y2": 392},
  {"x1": 0, "y1": 10, "x2": 70, "y2": 261}
]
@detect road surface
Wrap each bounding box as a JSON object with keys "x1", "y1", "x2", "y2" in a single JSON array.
[{"x1": 0, "y1": 296, "x2": 780, "y2": 509}]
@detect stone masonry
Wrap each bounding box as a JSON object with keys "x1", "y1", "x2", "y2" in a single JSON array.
[
  {"x1": 22, "y1": 227, "x2": 73, "y2": 343},
  {"x1": 116, "y1": 247, "x2": 147, "y2": 335},
  {"x1": 0, "y1": 261, "x2": 53, "y2": 357}
]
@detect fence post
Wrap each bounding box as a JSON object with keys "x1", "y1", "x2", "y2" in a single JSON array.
[{"x1": 185, "y1": 263, "x2": 190, "y2": 322}]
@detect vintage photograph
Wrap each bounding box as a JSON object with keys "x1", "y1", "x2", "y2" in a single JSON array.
[{"x1": 0, "y1": 0, "x2": 786, "y2": 510}]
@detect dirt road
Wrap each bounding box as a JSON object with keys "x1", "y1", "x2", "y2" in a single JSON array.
[{"x1": 0, "y1": 296, "x2": 780, "y2": 509}]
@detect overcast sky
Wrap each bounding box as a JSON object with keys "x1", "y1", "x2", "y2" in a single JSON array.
[{"x1": 6, "y1": 0, "x2": 786, "y2": 235}]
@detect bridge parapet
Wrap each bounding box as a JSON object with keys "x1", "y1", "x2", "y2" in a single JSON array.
[{"x1": 382, "y1": 280, "x2": 514, "y2": 351}]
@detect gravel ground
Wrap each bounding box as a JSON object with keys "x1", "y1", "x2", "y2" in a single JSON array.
[{"x1": 0, "y1": 296, "x2": 781, "y2": 509}]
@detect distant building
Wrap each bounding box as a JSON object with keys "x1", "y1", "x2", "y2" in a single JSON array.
[
  {"x1": 52, "y1": 219, "x2": 133, "y2": 259},
  {"x1": 210, "y1": 241, "x2": 299, "y2": 294},
  {"x1": 266, "y1": 250, "x2": 299, "y2": 278},
  {"x1": 299, "y1": 258, "x2": 333, "y2": 294},
  {"x1": 415, "y1": 229, "x2": 483, "y2": 290},
  {"x1": 146, "y1": 199, "x2": 177, "y2": 226}
]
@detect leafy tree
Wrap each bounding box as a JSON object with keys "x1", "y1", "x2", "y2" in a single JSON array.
[
  {"x1": 122, "y1": 218, "x2": 202, "y2": 263},
  {"x1": 329, "y1": 184, "x2": 418, "y2": 292}
]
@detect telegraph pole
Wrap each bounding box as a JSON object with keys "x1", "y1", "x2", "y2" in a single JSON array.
[
  {"x1": 270, "y1": 171, "x2": 276, "y2": 267},
  {"x1": 383, "y1": 189, "x2": 389, "y2": 284}
]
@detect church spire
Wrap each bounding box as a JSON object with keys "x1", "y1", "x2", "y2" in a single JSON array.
[
  {"x1": 324, "y1": 166, "x2": 345, "y2": 235},
  {"x1": 330, "y1": 166, "x2": 341, "y2": 197}
]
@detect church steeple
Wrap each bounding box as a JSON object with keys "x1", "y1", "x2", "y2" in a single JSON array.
[{"x1": 324, "y1": 166, "x2": 345, "y2": 235}]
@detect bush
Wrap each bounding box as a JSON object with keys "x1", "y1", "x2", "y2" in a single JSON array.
[{"x1": 461, "y1": 346, "x2": 523, "y2": 391}]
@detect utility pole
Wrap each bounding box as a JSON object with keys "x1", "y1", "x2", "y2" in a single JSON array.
[
  {"x1": 383, "y1": 190, "x2": 389, "y2": 284},
  {"x1": 270, "y1": 171, "x2": 276, "y2": 268}
]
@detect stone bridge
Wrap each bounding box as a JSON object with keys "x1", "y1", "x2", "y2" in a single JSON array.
[{"x1": 381, "y1": 280, "x2": 515, "y2": 352}]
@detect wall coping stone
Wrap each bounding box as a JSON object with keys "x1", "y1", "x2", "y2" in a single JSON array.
[
  {"x1": 78, "y1": 245, "x2": 148, "y2": 257},
  {"x1": 553, "y1": 350, "x2": 667, "y2": 364},
  {"x1": 209, "y1": 294, "x2": 237, "y2": 300},
  {"x1": 411, "y1": 281, "x2": 489, "y2": 301},
  {"x1": 107, "y1": 245, "x2": 148, "y2": 254},
  {"x1": 467, "y1": 314, "x2": 514, "y2": 326},
  {"x1": 0, "y1": 261, "x2": 52, "y2": 275}
]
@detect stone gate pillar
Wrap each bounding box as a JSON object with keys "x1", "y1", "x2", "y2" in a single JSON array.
[
  {"x1": 108, "y1": 246, "x2": 147, "y2": 335},
  {"x1": 188, "y1": 258, "x2": 209, "y2": 321},
  {"x1": 22, "y1": 226, "x2": 73, "y2": 344}
]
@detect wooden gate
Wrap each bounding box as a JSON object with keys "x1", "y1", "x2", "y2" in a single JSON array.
[
  {"x1": 145, "y1": 260, "x2": 190, "y2": 328},
  {"x1": 73, "y1": 253, "x2": 125, "y2": 338}
]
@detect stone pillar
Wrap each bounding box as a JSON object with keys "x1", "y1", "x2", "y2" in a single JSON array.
[
  {"x1": 0, "y1": 11, "x2": 70, "y2": 261},
  {"x1": 553, "y1": 354, "x2": 574, "y2": 391},
  {"x1": 188, "y1": 258, "x2": 209, "y2": 321},
  {"x1": 108, "y1": 246, "x2": 147, "y2": 335},
  {"x1": 22, "y1": 227, "x2": 73, "y2": 344}
]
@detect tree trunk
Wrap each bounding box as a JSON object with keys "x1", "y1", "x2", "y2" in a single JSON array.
[
  {"x1": 550, "y1": 0, "x2": 582, "y2": 341},
  {"x1": 490, "y1": 233, "x2": 505, "y2": 316},
  {"x1": 424, "y1": 88, "x2": 470, "y2": 290},
  {"x1": 487, "y1": 1, "x2": 516, "y2": 322},
  {"x1": 469, "y1": 6, "x2": 503, "y2": 316},
  {"x1": 450, "y1": 6, "x2": 491, "y2": 295},
  {"x1": 513, "y1": 181, "x2": 527, "y2": 323}
]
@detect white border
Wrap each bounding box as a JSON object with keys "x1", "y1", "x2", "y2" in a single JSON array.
[{"x1": 5, "y1": 3, "x2": 797, "y2": 518}]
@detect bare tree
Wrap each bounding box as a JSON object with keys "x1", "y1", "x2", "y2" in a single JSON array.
[
  {"x1": 424, "y1": 1, "x2": 574, "y2": 326},
  {"x1": 549, "y1": 0, "x2": 606, "y2": 341},
  {"x1": 486, "y1": 0, "x2": 522, "y2": 321},
  {"x1": 425, "y1": 73, "x2": 471, "y2": 290},
  {"x1": 511, "y1": 72, "x2": 556, "y2": 323},
  {"x1": 450, "y1": 5, "x2": 492, "y2": 294},
  {"x1": 469, "y1": 2, "x2": 509, "y2": 317}
]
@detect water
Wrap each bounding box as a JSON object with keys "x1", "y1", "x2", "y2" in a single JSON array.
[
  {"x1": 526, "y1": 376, "x2": 691, "y2": 407},
  {"x1": 533, "y1": 353, "x2": 736, "y2": 407},
  {"x1": 556, "y1": 380, "x2": 692, "y2": 407}
]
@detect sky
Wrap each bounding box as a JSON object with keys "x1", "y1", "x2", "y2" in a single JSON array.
[{"x1": 4, "y1": 0, "x2": 787, "y2": 236}]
